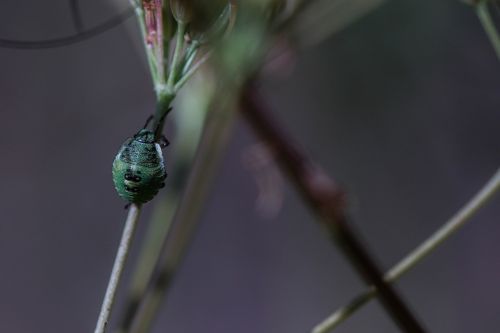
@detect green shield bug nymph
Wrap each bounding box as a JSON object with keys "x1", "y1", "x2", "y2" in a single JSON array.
[{"x1": 112, "y1": 119, "x2": 168, "y2": 205}]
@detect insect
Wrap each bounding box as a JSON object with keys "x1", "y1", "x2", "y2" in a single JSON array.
[{"x1": 112, "y1": 116, "x2": 169, "y2": 204}]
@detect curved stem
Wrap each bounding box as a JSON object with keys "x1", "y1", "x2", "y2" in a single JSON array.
[
  {"x1": 476, "y1": 0, "x2": 500, "y2": 60},
  {"x1": 167, "y1": 22, "x2": 187, "y2": 90},
  {"x1": 0, "y1": 8, "x2": 134, "y2": 50},
  {"x1": 180, "y1": 41, "x2": 201, "y2": 77},
  {"x1": 94, "y1": 204, "x2": 142, "y2": 333},
  {"x1": 312, "y1": 168, "x2": 500, "y2": 333},
  {"x1": 174, "y1": 51, "x2": 213, "y2": 92}
]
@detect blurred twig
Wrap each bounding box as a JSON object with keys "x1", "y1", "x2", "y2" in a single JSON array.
[
  {"x1": 0, "y1": 8, "x2": 134, "y2": 49},
  {"x1": 279, "y1": 0, "x2": 386, "y2": 46},
  {"x1": 240, "y1": 83, "x2": 426, "y2": 333},
  {"x1": 312, "y1": 168, "x2": 500, "y2": 333},
  {"x1": 94, "y1": 204, "x2": 142, "y2": 333},
  {"x1": 69, "y1": 0, "x2": 84, "y2": 32},
  {"x1": 309, "y1": 1, "x2": 500, "y2": 330},
  {"x1": 476, "y1": 0, "x2": 500, "y2": 60}
]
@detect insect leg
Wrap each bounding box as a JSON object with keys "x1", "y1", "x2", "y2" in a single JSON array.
[{"x1": 160, "y1": 135, "x2": 170, "y2": 149}]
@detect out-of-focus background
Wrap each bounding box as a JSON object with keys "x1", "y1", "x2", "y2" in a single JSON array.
[{"x1": 0, "y1": 1, "x2": 499, "y2": 332}]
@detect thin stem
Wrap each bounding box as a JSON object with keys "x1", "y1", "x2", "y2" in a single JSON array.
[
  {"x1": 154, "y1": 0, "x2": 166, "y2": 87},
  {"x1": 180, "y1": 41, "x2": 201, "y2": 77},
  {"x1": 240, "y1": 84, "x2": 427, "y2": 333},
  {"x1": 153, "y1": 92, "x2": 175, "y2": 140},
  {"x1": 312, "y1": 167, "x2": 500, "y2": 333},
  {"x1": 174, "y1": 50, "x2": 213, "y2": 92},
  {"x1": 113, "y1": 194, "x2": 178, "y2": 333},
  {"x1": 115, "y1": 139, "x2": 204, "y2": 333},
  {"x1": 94, "y1": 204, "x2": 142, "y2": 333},
  {"x1": 167, "y1": 22, "x2": 187, "y2": 90},
  {"x1": 476, "y1": 0, "x2": 500, "y2": 60},
  {"x1": 121, "y1": 93, "x2": 236, "y2": 333},
  {"x1": 131, "y1": 2, "x2": 160, "y2": 87}
]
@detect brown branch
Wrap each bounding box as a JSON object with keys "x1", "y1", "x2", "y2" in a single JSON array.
[{"x1": 240, "y1": 82, "x2": 427, "y2": 333}]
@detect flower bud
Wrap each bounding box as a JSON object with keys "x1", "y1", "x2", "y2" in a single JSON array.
[
  {"x1": 187, "y1": 1, "x2": 236, "y2": 44},
  {"x1": 170, "y1": 0, "x2": 193, "y2": 24}
]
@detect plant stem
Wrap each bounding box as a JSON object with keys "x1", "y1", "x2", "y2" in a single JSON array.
[
  {"x1": 312, "y1": 167, "x2": 500, "y2": 333},
  {"x1": 240, "y1": 83, "x2": 426, "y2": 333},
  {"x1": 153, "y1": 92, "x2": 175, "y2": 140},
  {"x1": 476, "y1": 0, "x2": 500, "y2": 60},
  {"x1": 94, "y1": 204, "x2": 142, "y2": 333},
  {"x1": 129, "y1": 1, "x2": 160, "y2": 86},
  {"x1": 167, "y1": 22, "x2": 187, "y2": 90},
  {"x1": 174, "y1": 51, "x2": 213, "y2": 91},
  {"x1": 114, "y1": 70, "x2": 212, "y2": 333},
  {"x1": 180, "y1": 41, "x2": 201, "y2": 77},
  {"x1": 113, "y1": 188, "x2": 179, "y2": 333},
  {"x1": 121, "y1": 93, "x2": 236, "y2": 333}
]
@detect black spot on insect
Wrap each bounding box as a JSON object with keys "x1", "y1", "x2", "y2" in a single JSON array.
[
  {"x1": 124, "y1": 174, "x2": 142, "y2": 182},
  {"x1": 148, "y1": 153, "x2": 157, "y2": 159},
  {"x1": 125, "y1": 185, "x2": 139, "y2": 193}
]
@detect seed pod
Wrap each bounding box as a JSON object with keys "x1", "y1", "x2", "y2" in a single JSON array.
[{"x1": 112, "y1": 129, "x2": 167, "y2": 204}]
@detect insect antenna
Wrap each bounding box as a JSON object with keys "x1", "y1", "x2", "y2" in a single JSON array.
[{"x1": 153, "y1": 107, "x2": 172, "y2": 138}]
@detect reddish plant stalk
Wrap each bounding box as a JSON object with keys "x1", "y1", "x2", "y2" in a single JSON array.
[
  {"x1": 240, "y1": 83, "x2": 427, "y2": 333},
  {"x1": 142, "y1": 0, "x2": 165, "y2": 81}
]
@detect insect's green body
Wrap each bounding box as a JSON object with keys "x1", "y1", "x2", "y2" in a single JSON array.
[{"x1": 112, "y1": 129, "x2": 166, "y2": 204}]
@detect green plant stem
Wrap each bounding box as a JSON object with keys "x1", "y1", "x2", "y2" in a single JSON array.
[
  {"x1": 180, "y1": 41, "x2": 201, "y2": 77},
  {"x1": 312, "y1": 167, "x2": 500, "y2": 333},
  {"x1": 153, "y1": 92, "x2": 175, "y2": 140},
  {"x1": 115, "y1": 115, "x2": 205, "y2": 333},
  {"x1": 123, "y1": 94, "x2": 236, "y2": 333},
  {"x1": 240, "y1": 84, "x2": 426, "y2": 333},
  {"x1": 167, "y1": 22, "x2": 187, "y2": 90},
  {"x1": 174, "y1": 51, "x2": 213, "y2": 91},
  {"x1": 94, "y1": 204, "x2": 142, "y2": 333},
  {"x1": 476, "y1": 0, "x2": 500, "y2": 60},
  {"x1": 113, "y1": 180, "x2": 179, "y2": 333}
]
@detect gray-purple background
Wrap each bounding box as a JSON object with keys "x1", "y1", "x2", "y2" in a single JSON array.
[{"x1": 0, "y1": 1, "x2": 499, "y2": 332}]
